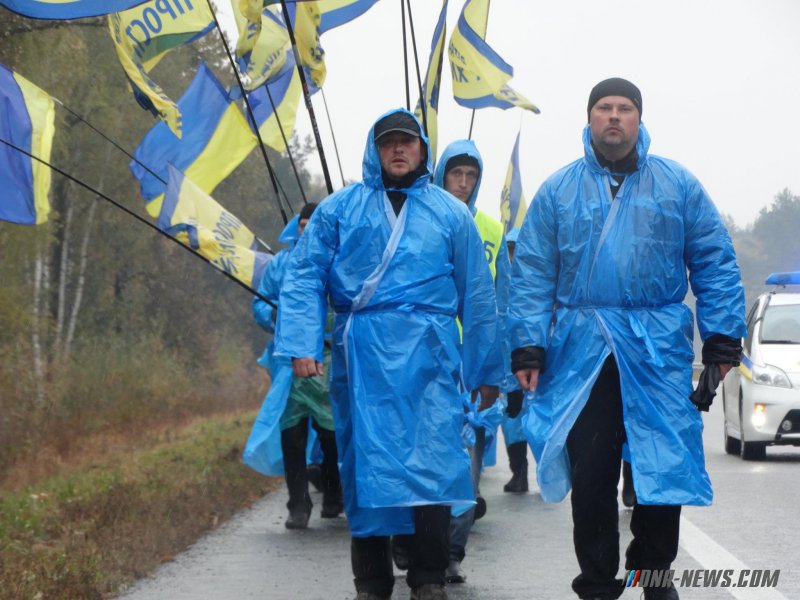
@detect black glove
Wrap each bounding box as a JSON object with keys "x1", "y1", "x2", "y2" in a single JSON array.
[
  {"x1": 689, "y1": 334, "x2": 743, "y2": 412},
  {"x1": 511, "y1": 345, "x2": 546, "y2": 374}
]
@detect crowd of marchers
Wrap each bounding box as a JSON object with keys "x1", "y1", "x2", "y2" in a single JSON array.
[{"x1": 248, "y1": 78, "x2": 745, "y2": 600}]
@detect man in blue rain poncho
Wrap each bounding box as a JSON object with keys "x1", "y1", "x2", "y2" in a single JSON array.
[
  {"x1": 432, "y1": 139, "x2": 512, "y2": 585},
  {"x1": 248, "y1": 203, "x2": 342, "y2": 530},
  {"x1": 498, "y1": 227, "x2": 532, "y2": 495},
  {"x1": 276, "y1": 110, "x2": 504, "y2": 600},
  {"x1": 509, "y1": 78, "x2": 745, "y2": 600}
]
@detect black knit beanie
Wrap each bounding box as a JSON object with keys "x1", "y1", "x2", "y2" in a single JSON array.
[
  {"x1": 444, "y1": 153, "x2": 480, "y2": 174},
  {"x1": 587, "y1": 77, "x2": 642, "y2": 121},
  {"x1": 299, "y1": 202, "x2": 318, "y2": 221}
]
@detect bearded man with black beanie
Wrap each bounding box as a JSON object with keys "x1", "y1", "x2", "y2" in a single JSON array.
[{"x1": 508, "y1": 78, "x2": 745, "y2": 600}]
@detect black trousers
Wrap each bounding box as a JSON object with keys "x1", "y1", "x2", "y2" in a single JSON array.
[
  {"x1": 568, "y1": 356, "x2": 681, "y2": 600},
  {"x1": 280, "y1": 419, "x2": 341, "y2": 512},
  {"x1": 351, "y1": 505, "x2": 450, "y2": 597}
]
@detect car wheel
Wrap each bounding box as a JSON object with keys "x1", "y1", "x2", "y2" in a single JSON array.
[
  {"x1": 724, "y1": 426, "x2": 741, "y2": 455},
  {"x1": 722, "y1": 385, "x2": 741, "y2": 455},
  {"x1": 739, "y1": 392, "x2": 766, "y2": 461}
]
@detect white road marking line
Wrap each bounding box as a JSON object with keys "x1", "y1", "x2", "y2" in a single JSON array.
[{"x1": 679, "y1": 516, "x2": 788, "y2": 600}]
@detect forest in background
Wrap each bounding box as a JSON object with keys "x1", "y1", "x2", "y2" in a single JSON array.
[
  {"x1": 0, "y1": 13, "x2": 327, "y2": 486},
  {"x1": 1, "y1": 13, "x2": 799, "y2": 486}
]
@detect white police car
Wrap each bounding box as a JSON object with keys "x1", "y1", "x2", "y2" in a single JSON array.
[{"x1": 721, "y1": 272, "x2": 800, "y2": 460}]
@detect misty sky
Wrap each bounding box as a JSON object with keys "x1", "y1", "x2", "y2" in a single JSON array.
[{"x1": 266, "y1": 0, "x2": 800, "y2": 229}]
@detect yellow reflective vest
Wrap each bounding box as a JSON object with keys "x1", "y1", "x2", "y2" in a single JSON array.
[{"x1": 474, "y1": 209, "x2": 503, "y2": 280}]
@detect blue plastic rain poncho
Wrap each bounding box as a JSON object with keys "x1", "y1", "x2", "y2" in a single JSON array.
[
  {"x1": 244, "y1": 220, "x2": 326, "y2": 477},
  {"x1": 509, "y1": 124, "x2": 746, "y2": 506},
  {"x1": 275, "y1": 109, "x2": 504, "y2": 536},
  {"x1": 434, "y1": 140, "x2": 514, "y2": 462}
]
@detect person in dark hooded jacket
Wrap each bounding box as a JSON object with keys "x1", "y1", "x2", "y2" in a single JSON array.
[{"x1": 275, "y1": 110, "x2": 504, "y2": 600}]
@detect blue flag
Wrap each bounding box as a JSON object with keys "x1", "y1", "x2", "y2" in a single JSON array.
[
  {"x1": 319, "y1": 0, "x2": 380, "y2": 34},
  {"x1": 0, "y1": 0, "x2": 147, "y2": 19},
  {"x1": 245, "y1": 63, "x2": 302, "y2": 152},
  {"x1": 131, "y1": 63, "x2": 256, "y2": 217},
  {"x1": 415, "y1": 0, "x2": 447, "y2": 160},
  {"x1": 449, "y1": 0, "x2": 539, "y2": 113},
  {"x1": 0, "y1": 64, "x2": 55, "y2": 225},
  {"x1": 499, "y1": 130, "x2": 527, "y2": 233}
]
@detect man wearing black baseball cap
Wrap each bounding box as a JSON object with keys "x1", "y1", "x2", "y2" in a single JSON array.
[
  {"x1": 277, "y1": 108, "x2": 503, "y2": 600},
  {"x1": 508, "y1": 78, "x2": 745, "y2": 600}
]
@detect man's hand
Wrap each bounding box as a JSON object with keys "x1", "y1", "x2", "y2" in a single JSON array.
[
  {"x1": 292, "y1": 357, "x2": 324, "y2": 378},
  {"x1": 515, "y1": 368, "x2": 539, "y2": 392},
  {"x1": 476, "y1": 385, "x2": 499, "y2": 411},
  {"x1": 719, "y1": 363, "x2": 733, "y2": 379}
]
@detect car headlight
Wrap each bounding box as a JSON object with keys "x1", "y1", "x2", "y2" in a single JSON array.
[{"x1": 752, "y1": 363, "x2": 792, "y2": 388}]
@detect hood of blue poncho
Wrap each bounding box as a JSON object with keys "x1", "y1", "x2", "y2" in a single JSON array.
[
  {"x1": 433, "y1": 139, "x2": 484, "y2": 215},
  {"x1": 362, "y1": 108, "x2": 433, "y2": 192},
  {"x1": 582, "y1": 121, "x2": 651, "y2": 174}
]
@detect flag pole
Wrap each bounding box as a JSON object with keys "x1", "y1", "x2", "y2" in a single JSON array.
[
  {"x1": 468, "y1": 0, "x2": 491, "y2": 140},
  {"x1": 206, "y1": 0, "x2": 291, "y2": 225},
  {"x1": 320, "y1": 88, "x2": 346, "y2": 187},
  {"x1": 263, "y1": 80, "x2": 307, "y2": 207},
  {"x1": 401, "y1": 0, "x2": 410, "y2": 110},
  {"x1": 0, "y1": 136, "x2": 277, "y2": 308},
  {"x1": 405, "y1": 0, "x2": 428, "y2": 138},
  {"x1": 54, "y1": 98, "x2": 166, "y2": 187},
  {"x1": 279, "y1": 0, "x2": 334, "y2": 195}
]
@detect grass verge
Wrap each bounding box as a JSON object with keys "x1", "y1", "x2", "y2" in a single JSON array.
[{"x1": 0, "y1": 412, "x2": 279, "y2": 600}]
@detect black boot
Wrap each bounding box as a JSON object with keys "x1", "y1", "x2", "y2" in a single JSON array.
[
  {"x1": 503, "y1": 441, "x2": 529, "y2": 493},
  {"x1": 281, "y1": 422, "x2": 312, "y2": 529},
  {"x1": 314, "y1": 423, "x2": 343, "y2": 518},
  {"x1": 621, "y1": 461, "x2": 637, "y2": 508}
]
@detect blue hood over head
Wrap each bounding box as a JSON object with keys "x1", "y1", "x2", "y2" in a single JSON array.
[
  {"x1": 362, "y1": 108, "x2": 433, "y2": 192},
  {"x1": 434, "y1": 139, "x2": 484, "y2": 214}
]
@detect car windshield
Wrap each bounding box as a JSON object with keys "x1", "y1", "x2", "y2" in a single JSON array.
[{"x1": 760, "y1": 304, "x2": 800, "y2": 344}]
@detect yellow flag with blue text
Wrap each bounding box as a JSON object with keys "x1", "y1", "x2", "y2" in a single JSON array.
[
  {"x1": 0, "y1": 64, "x2": 55, "y2": 225},
  {"x1": 499, "y1": 131, "x2": 526, "y2": 234},
  {"x1": 109, "y1": 0, "x2": 214, "y2": 137},
  {"x1": 0, "y1": 0, "x2": 147, "y2": 19},
  {"x1": 159, "y1": 165, "x2": 269, "y2": 289},
  {"x1": 448, "y1": 0, "x2": 539, "y2": 113},
  {"x1": 415, "y1": 0, "x2": 447, "y2": 161},
  {"x1": 131, "y1": 63, "x2": 257, "y2": 218}
]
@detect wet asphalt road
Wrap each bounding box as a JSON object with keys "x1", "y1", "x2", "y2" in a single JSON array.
[{"x1": 119, "y1": 399, "x2": 799, "y2": 600}]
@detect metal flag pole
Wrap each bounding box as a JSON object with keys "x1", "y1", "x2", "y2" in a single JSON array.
[
  {"x1": 320, "y1": 88, "x2": 346, "y2": 187},
  {"x1": 401, "y1": 0, "x2": 410, "y2": 110},
  {"x1": 0, "y1": 136, "x2": 276, "y2": 308},
  {"x1": 279, "y1": 0, "x2": 335, "y2": 195},
  {"x1": 468, "y1": 0, "x2": 491, "y2": 140},
  {"x1": 405, "y1": 0, "x2": 428, "y2": 138}
]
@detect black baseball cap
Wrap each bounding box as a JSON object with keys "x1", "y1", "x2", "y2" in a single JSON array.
[{"x1": 373, "y1": 111, "x2": 422, "y2": 143}]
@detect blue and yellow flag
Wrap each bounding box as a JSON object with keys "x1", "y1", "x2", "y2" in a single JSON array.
[
  {"x1": 499, "y1": 131, "x2": 526, "y2": 234},
  {"x1": 0, "y1": 65, "x2": 55, "y2": 226},
  {"x1": 159, "y1": 165, "x2": 269, "y2": 290},
  {"x1": 109, "y1": 0, "x2": 214, "y2": 137},
  {"x1": 246, "y1": 63, "x2": 302, "y2": 152},
  {"x1": 131, "y1": 63, "x2": 257, "y2": 217},
  {"x1": 285, "y1": 2, "x2": 326, "y2": 93},
  {"x1": 0, "y1": 0, "x2": 146, "y2": 19},
  {"x1": 318, "y1": 0, "x2": 380, "y2": 34},
  {"x1": 415, "y1": 0, "x2": 447, "y2": 161},
  {"x1": 448, "y1": 0, "x2": 539, "y2": 113},
  {"x1": 233, "y1": 3, "x2": 291, "y2": 90}
]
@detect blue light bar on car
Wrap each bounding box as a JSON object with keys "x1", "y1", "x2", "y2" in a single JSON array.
[{"x1": 765, "y1": 272, "x2": 800, "y2": 285}]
